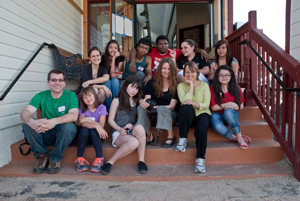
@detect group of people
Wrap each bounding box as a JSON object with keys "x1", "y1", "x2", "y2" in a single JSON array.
[{"x1": 20, "y1": 35, "x2": 250, "y2": 176}]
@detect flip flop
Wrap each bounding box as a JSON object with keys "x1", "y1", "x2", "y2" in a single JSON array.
[
  {"x1": 238, "y1": 141, "x2": 248, "y2": 149},
  {"x1": 242, "y1": 135, "x2": 252, "y2": 144}
]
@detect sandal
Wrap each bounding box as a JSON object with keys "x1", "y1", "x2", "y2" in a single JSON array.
[
  {"x1": 161, "y1": 137, "x2": 176, "y2": 148},
  {"x1": 238, "y1": 141, "x2": 248, "y2": 149},
  {"x1": 146, "y1": 131, "x2": 155, "y2": 146},
  {"x1": 242, "y1": 135, "x2": 251, "y2": 144}
]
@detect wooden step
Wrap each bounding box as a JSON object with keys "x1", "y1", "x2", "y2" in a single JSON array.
[
  {"x1": 238, "y1": 107, "x2": 262, "y2": 121},
  {"x1": 0, "y1": 160, "x2": 292, "y2": 182},
  {"x1": 2, "y1": 106, "x2": 285, "y2": 182},
  {"x1": 12, "y1": 139, "x2": 284, "y2": 165},
  {"x1": 102, "y1": 121, "x2": 272, "y2": 143},
  {"x1": 156, "y1": 121, "x2": 272, "y2": 142}
]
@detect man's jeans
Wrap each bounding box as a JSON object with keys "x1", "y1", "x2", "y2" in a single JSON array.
[
  {"x1": 211, "y1": 108, "x2": 241, "y2": 140},
  {"x1": 22, "y1": 123, "x2": 77, "y2": 162}
]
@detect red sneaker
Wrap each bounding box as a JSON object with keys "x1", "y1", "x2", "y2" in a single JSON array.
[{"x1": 74, "y1": 157, "x2": 89, "y2": 172}]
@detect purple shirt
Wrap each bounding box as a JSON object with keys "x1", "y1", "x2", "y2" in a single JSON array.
[{"x1": 79, "y1": 104, "x2": 108, "y2": 122}]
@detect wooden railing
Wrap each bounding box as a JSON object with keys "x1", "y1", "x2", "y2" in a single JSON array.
[{"x1": 226, "y1": 11, "x2": 300, "y2": 180}]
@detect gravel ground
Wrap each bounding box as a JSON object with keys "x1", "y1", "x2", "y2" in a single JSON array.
[{"x1": 0, "y1": 175, "x2": 300, "y2": 201}]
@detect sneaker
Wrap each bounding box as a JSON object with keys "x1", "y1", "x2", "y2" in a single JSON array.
[
  {"x1": 33, "y1": 153, "x2": 49, "y2": 174},
  {"x1": 100, "y1": 163, "x2": 112, "y2": 175},
  {"x1": 175, "y1": 138, "x2": 187, "y2": 152},
  {"x1": 74, "y1": 157, "x2": 89, "y2": 172},
  {"x1": 195, "y1": 158, "x2": 206, "y2": 173},
  {"x1": 138, "y1": 161, "x2": 148, "y2": 174},
  {"x1": 47, "y1": 161, "x2": 61, "y2": 174},
  {"x1": 91, "y1": 157, "x2": 104, "y2": 173}
]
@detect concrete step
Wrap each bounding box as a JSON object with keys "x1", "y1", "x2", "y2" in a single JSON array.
[
  {"x1": 0, "y1": 160, "x2": 292, "y2": 182},
  {"x1": 12, "y1": 139, "x2": 284, "y2": 165}
]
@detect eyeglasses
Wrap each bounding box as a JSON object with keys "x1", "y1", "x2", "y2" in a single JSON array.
[
  {"x1": 138, "y1": 45, "x2": 149, "y2": 51},
  {"x1": 218, "y1": 74, "x2": 231, "y2": 78},
  {"x1": 50, "y1": 78, "x2": 65, "y2": 82}
]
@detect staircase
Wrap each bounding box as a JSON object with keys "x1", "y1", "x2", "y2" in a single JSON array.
[{"x1": 0, "y1": 107, "x2": 292, "y2": 181}]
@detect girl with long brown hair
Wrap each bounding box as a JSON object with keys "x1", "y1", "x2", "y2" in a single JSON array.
[
  {"x1": 137, "y1": 57, "x2": 178, "y2": 148},
  {"x1": 208, "y1": 39, "x2": 239, "y2": 81},
  {"x1": 101, "y1": 75, "x2": 147, "y2": 175}
]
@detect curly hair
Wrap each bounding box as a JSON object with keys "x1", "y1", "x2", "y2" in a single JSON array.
[{"x1": 153, "y1": 57, "x2": 178, "y2": 98}]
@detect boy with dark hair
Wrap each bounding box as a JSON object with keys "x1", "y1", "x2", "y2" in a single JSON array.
[
  {"x1": 122, "y1": 37, "x2": 153, "y2": 85},
  {"x1": 130, "y1": 35, "x2": 209, "y2": 77}
]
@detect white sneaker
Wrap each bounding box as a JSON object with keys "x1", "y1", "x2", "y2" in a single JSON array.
[
  {"x1": 195, "y1": 158, "x2": 206, "y2": 173},
  {"x1": 175, "y1": 138, "x2": 187, "y2": 152}
]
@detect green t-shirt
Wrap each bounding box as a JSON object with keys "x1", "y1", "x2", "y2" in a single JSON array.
[{"x1": 29, "y1": 90, "x2": 78, "y2": 119}]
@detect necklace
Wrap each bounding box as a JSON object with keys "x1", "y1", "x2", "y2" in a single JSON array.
[{"x1": 136, "y1": 57, "x2": 143, "y2": 63}]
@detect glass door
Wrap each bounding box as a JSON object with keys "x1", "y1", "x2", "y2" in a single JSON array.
[
  {"x1": 112, "y1": 0, "x2": 135, "y2": 51},
  {"x1": 88, "y1": 0, "x2": 135, "y2": 53},
  {"x1": 89, "y1": 0, "x2": 110, "y2": 52}
]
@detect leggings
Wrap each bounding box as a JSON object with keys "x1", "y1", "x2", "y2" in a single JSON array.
[{"x1": 77, "y1": 127, "x2": 103, "y2": 158}]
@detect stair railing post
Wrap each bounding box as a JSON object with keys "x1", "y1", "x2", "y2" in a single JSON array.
[
  {"x1": 243, "y1": 11, "x2": 257, "y2": 106},
  {"x1": 294, "y1": 68, "x2": 300, "y2": 180},
  {"x1": 248, "y1": 11, "x2": 258, "y2": 106}
]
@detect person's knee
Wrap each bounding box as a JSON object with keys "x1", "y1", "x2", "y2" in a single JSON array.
[
  {"x1": 22, "y1": 124, "x2": 33, "y2": 133},
  {"x1": 103, "y1": 80, "x2": 112, "y2": 89},
  {"x1": 135, "y1": 71, "x2": 145, "y2": 81},
  {"x1": 137, "y1": 105, "x2": 148, "y2": 115},
  {"x1": 133, "y1": 125, "x2": 146, "y2": 138},
  {"x1": 98, "y1": 88, "x2": 105, "y2": 96},
  {"x1": 223, "y1": 108, "x2": 236, "y2": 119},
  {"x1": 128, "y1": 138, "x2": 139, "y2": 150},
  {"x1": 22, "y1": 124, "x2": 38, "y2": 138},
  {"x1": 212, "y1": 122, "x2": 224, "y2": 132},
  {"x1": 179, "y1": 105, "x2": 193, "y2": 114},
  {"x1": 156, "y1": 106, "x2": 164, "y2": 113},
  {"x1": 79, "y1": 127, "x2": 90, "y2": 137},
  {"x1": 111, "y1": 78, "x2": 120, "y2": 86},
  {"x1": 58, "y1": 123, "x2": 77, "y2": 138}
]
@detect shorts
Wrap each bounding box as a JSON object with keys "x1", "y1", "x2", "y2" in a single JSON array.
[{"x1": 112, "y1": 131, "x2": 121, "y2": 148}]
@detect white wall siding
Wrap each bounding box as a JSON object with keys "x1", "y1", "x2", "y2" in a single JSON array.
[
  {"x1": 0, "y1": 0, "x2": 83, "y2": 167},
  {"x1": 290, "y1": 0, "x2": 300, "y2": 62}
]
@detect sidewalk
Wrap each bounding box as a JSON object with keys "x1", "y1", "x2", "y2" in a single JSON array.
[{"x1": 0, "y1": 175, "x2": 299, "y2": 201}]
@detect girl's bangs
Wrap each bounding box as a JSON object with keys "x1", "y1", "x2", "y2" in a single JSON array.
[{"x1": 131, "y1": 81, "x2": 141, "y2": 89}]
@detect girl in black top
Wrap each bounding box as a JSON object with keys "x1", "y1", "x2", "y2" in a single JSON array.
[{"x1": 177, "y1": 39, "x2": 210, "y2": 84}]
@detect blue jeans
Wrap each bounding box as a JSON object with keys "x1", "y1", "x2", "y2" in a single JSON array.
[
  {"x1": 103, "y1": 78, "x2": 120, "y2": 111},
  {"x1": 211, "y1": 108, "x2": 241, "y2": 140},
  {"x1": 77, "y1": 127, "x2": 103, "y2": 158},
  {"x1": 22, "y1": 123, "x2": 77, "y2": 162}
]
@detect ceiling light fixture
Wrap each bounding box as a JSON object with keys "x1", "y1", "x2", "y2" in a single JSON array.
[
  {"x1": 143, "y1": 23, "x2": 149, "y2": 29},
  {"x1": 140, "y1": 10, "x2": 148, "y2": 16}
]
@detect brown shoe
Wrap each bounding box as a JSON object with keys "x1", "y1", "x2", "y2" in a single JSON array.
[
  {"x1": 33, "y1": 153, "x2": 49, "y2": 174},
  {"x1": 47, "y1": 161, "x2": 61, "y2": 174}
]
